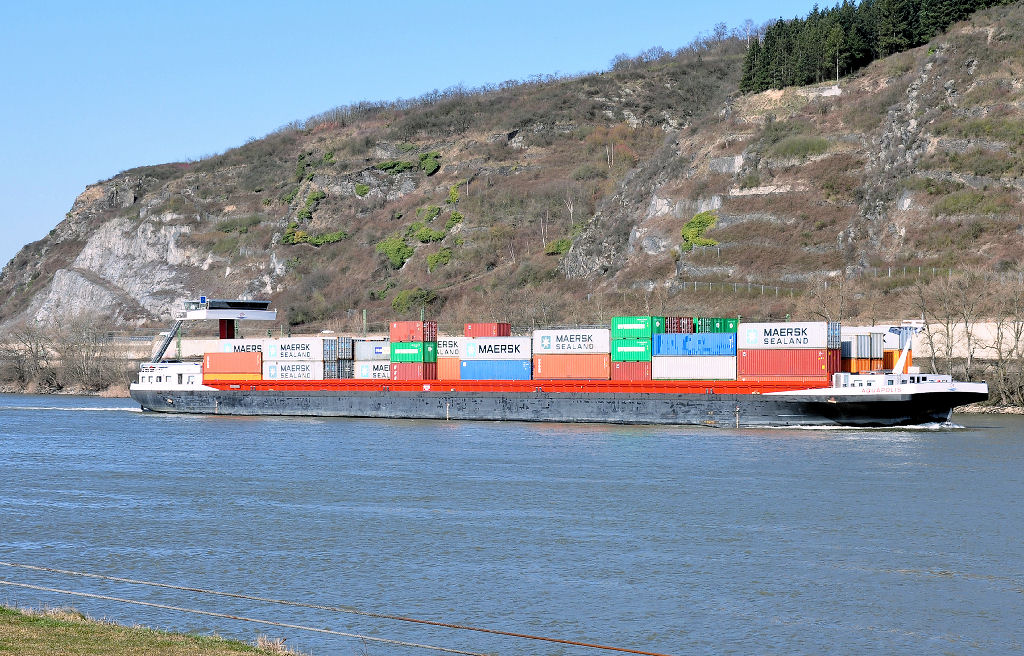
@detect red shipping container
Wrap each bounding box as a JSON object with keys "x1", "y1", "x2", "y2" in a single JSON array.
[
  {"x1": 389, "y1": 321, "x2": 438, "y2": 343},
  {"x1": 532, "y1": 354, "x2": 610, "y2": 380},
  {"x1": 390, "y1": 362, "x2": 438, "y2": 380},
  {"x1": 437, "y1": 358, "x2": 461, "y2": 380},
  {"x1": 737, "y1": 349, "x2": 828, "y2": 377},
  {"x1": 610, "y1": 361, "x2": 652, "y2": 381},
  {"x1": 464, "y1": 322, "x2": 512, "y2": 338},
  {"x1": 664, "y1": 317, "x2": 695, "y2": 334},
  {"x1": 827, "y1": 348, "x2": 841, "y2": 377},
  {"x1": 203, "y1": 351, "x2": 262, "y2": 375}
]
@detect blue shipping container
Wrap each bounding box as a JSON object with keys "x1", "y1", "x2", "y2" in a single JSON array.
[
  {"x1": 459, "y1": 359, "x2": 532, "y2": 380},
  {"x1": 653, "y1": 332, "x2": 737, "y2": 356}
]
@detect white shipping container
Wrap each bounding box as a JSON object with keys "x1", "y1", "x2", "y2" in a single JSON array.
[
  {"x1": 652, "y1": 356, "x2": 737, "y2": 380},
  {"x1": 353, "y1": 360, "x2": 391, "y2": 379},
  {"x1": 262, "y1": 360, "x2": 324, "y2": 380},
  {"x1": 265, "y1": 338, "x2": 324, "y2": 361},
  {"x1": 738, "y1": 322, "x2": 828, "y2": 349},
  {"x1": 532, "y1": 329, "x2": 611, "y2": 354},
  {"x1": 217, "y1": 338, "x2": 267, "y2": 354},
  {"x1": 461, "y1": 337, "x2": 532, "y2": 360},
  {"x1": 437, "y1": 337, "x2": 467, "y2": 358},
  {"x1": 354, "y1": 339, "x2": 390, "y2": 361}
]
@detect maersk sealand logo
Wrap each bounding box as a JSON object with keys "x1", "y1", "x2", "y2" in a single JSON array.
[
  {"x1": 541, "y1": 335, "x2": 552, "y2": 350},
  {"x1": 467, "y1": 342, "x2": 478, "y2": 357},
  {"x1": 745, "y1": 328, "x2": 758, "y2": 345}
]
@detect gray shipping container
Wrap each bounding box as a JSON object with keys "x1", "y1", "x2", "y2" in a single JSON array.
[
  {"x1": 869, "y1": 332, "x2": 884, "y2": 359},
  {"x1": 354, "y1": 339, "x2": 390, "y2": 361},
  {"x1": 856, "y1": 335, "x2": 870, "y2": 359}
]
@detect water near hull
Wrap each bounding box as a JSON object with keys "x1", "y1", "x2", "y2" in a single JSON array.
[{"x1": 1, "y1": 394, "x2": 1022, "y2": 655}]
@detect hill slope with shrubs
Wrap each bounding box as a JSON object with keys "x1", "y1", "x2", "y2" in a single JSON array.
[{"x1": 2, "y1": 2, "x2": 1024, "y2": 334}]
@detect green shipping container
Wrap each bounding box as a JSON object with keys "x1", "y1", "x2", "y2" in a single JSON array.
[
  {"x1": 694, "y1": 317, "x2": 739, "y2": 333},
  {"x1": 610, "y1": 339, "x2": 653, "y2": 362},
  {"x1": 610, "y1": 316, "x2": 665, "y2": 339},
  {"x1": 390, "y1": 341, "x2": 438, "y2": 363}
]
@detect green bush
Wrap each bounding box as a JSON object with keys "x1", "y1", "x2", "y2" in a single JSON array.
[
  {"x1": 308, "y1": 230, "x2": 348, "y2": 246},
  {"x1": 392, "y1": 288, "x2": 438, "y2": 314},
  {"x1": 355, "y1": 183, "x2": 370, "y2": 197},
  {"x1": 217, "y1": 215, "x2": 262, "y2": 233},
  {"x1": 414, "y1": 225, "x2": 446, "y2": 243},
  {"x1": 427, "y1": 247, "x2": 453, "y2": 272},
  {"x1": 681, "y1": 211, "x2": 718, "y2": 251},
  {"x1": 418, "y1": 205, "x2": 441, "y2": 222},
  {"x1": 545, "y1": 238, "x2": 572, "y2": 255},
  {"x1": 447, "y1": 184, "x2": 460, "y2": 205},
  {"x1": 398, "y1": 142, "x2": 417, "y2": 152},
  {"x1": 376, "y1": 160, "x2": 417, "y2": 173},
  {"x1": 445, "y1": 211, "x2": 463, "y2": 230},
  {"x1": 282, "y1": 223, "x2": 348, "y2": 246},
  {"x1": 281, "y1": 222, "x2": 306, "y2": 245},
  {"x1": 282, "y1": 188, "x2": 298, "y2": 204},
  {"x1": 419, "y1": 152, "x2": 441, "y2": 175},
  {"x1": 769, "y1": 135, "x2": 828, "y2": 159},
  {"x1": 296, "y1": 208, "x2": 312, "y2": 221},
  {"x1": 376, "y1": 235, "x2": 415, "y2": 268},
  {"x1": 322, "y1": 151, "x2": 335, "y2": 165}
]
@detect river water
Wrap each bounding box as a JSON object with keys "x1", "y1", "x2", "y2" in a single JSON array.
[{"x1": 0, "y1": 394, "x2": 1021, "y2": 655}]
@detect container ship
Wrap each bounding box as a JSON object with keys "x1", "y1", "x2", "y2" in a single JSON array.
[{"x1": 129, "y1": 299, "x2": 988, "y2": 428}]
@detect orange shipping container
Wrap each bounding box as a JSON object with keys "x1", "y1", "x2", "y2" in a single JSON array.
[
  {"x1": 202, "y1": 372, "x2": 261, "y2": 381},
  {"x1": 882, "y1": 350, "x2": 912, "y2": 373},
  {"x1": 203, "y1": 351, "x2": 262, "y2": 375},
  {"x1": 437, "y1": 357, "x2": 461, "y2": 380},
  {"x1": 532, "y1": 354, "x2": 610, "y2": 380}
]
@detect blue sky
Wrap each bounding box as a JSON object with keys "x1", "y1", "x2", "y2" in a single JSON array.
[{"x1": 0, "y1": 0, "x2": 816, "y2": 268}]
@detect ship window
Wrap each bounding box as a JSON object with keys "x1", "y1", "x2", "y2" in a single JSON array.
[
  {"x1": 177, "y1": 374, "x2": 183, "y2": 385},
  {"x1": 157, "y1": 376, "x2": 163, "y2": 383},
  {"x1": 187, "y1": 376, "x2": 195, "y2": 384},
  {"x1": 887, "y1": 379, "x2": 894, "y2": 385}
]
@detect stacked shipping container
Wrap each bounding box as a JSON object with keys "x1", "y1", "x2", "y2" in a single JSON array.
[
  {"x1": 390, "y1": 321, "x2": 438, "y2": 380},
  {"x1": 532, "y1": 329, "x2": 612, "y2": 380},
  {"x1": 611, "y1": 316, "x2": 664, "y2": 380},
  {"x1": 736, "y1": 322, "x2": 840, "y2": 382},
  {"x1": 196, "y1": 318, "x2": 870, "y2": 385},
  {"x1": 460, "y1": 336, "x2": 532, "y2": 380},
  {"x1": 652, "y1": 332, "x2": 737, "y2": 380}
]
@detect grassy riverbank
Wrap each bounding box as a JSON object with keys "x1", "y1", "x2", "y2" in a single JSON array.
[{"x1": 0, "y1": 606, "x2": 298, "y2": 655}]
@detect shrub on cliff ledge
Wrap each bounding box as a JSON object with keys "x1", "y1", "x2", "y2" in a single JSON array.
[{"x1": 376, "y1": 235, "x2": 414, "y2": 268}]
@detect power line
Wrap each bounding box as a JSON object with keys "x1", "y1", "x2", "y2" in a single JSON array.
[
  {"x1": 0, "y1": 561, "x2": 676, "y2": 656},
  {"x1": 0, "y1": 580, "x2": 486, "y2": 656}
]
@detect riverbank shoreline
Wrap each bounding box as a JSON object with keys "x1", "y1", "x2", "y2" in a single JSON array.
[{"x1": 0, "y1": 605, "x2": 297, "y2": 655}]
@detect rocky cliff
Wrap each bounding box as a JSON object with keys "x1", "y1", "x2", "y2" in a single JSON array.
[{"x1": 3, "y1": 4, "x2": 1022, "y2": 331}]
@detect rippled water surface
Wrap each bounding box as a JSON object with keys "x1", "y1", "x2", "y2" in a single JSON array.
[{"x1": 1, "y1": 393, "x2": 1022, "y2": 655}]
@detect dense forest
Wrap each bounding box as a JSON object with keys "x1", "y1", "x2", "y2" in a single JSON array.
[{"x1": 740, "y1": 0, "x2": 1015, "y2": 92}]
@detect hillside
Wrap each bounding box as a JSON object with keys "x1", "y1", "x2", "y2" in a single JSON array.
[{"x1": 2, "y1": 3, "x2": 1023, "y2": 334}]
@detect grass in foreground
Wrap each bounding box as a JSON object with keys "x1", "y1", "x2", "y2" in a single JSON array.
[{"x1": 0, "y1": 606, "x2": 301, "y2": 655}]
